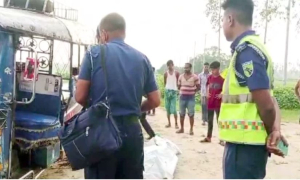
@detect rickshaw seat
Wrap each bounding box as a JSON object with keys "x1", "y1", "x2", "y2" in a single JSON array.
[
  {"x1": 15, "y1": 111, "x2": 59, "y2": 129},
  {"x1": 15, "y1": 73, "x2": 62, "y2": 150}
]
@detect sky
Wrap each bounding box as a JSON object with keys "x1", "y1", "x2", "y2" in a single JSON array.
[
  {"x1": 67, "y1": 0, "x2": 300, "y2": 69},
  {"x1": 1, "y1": 0, "x2": 300, "y2": 69},
  {"x1": 68, "y1": 0, "x2": 221, "y2": 68}
]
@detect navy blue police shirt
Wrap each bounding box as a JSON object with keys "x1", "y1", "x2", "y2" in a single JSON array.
[
  {"x1": 232, "y1": 30, "x2": 270, "y2": 91},
  {"x1": 78, "y1": 38, "x2": 157, "y2": 116}
]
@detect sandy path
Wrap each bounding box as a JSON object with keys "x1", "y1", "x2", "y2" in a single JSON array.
[{"x1": 41, "y1": 108, "x2": 300, "y2": 179}]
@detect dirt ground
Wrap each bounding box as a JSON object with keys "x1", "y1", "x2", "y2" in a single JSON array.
[{"x1": 41, "y1": 108, "x2": 300, "y2": 179}]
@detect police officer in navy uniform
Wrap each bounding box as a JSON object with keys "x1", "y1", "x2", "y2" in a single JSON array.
[
  {"x1": 221, "y1": 0, "x2": 287, "y2": 179},
  {"x1": 75, "y1": 13, "x2": 160, "y2": 179}
]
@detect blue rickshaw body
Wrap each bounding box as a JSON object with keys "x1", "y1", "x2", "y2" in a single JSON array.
[{"x1": 0, "y1": 2, "x2": 94, "y2": 178}]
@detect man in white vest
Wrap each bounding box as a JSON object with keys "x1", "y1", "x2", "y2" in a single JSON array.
[{"x1": 164, "y1": 60, "x2": 180, "y2": 128}]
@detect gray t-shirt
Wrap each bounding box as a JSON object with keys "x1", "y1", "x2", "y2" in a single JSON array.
[{"x1": 198, "y1": 72, "x2": 210, "y2": 97}]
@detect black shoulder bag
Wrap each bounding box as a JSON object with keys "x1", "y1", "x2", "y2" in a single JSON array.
[{"x1": 58, "y1": 45, "x2": 122, "y2": 170}]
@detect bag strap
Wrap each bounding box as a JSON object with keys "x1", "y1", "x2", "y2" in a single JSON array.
[
  {"x1": 89, "y1": 45, "x2": 109, "y2": 107},
  {"x1": 100, "y1": 45, "x2": 109, "y2": 104}
]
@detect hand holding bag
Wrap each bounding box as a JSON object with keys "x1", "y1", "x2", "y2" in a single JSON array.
[{"x1": 58, "y1": 45, "x2": 122, "y2": 170}]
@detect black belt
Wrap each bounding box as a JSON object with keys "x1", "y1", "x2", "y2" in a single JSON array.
[{"x1": 113, "y1": 115, "x2": 139, "y2": 123}]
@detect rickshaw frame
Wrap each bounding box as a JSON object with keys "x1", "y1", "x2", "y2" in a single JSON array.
[{"x1": 0, "y1": 4, "x2": 95, "y2": 178}]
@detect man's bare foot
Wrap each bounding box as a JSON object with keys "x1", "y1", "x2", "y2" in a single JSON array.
[
  {"x1": 200, "y1": 137, "x2": 211, "y2": 143},
  {"x1": 189, "y1": 130, "x2": 194, "y2": 135},
  {"x1": 165, "y1": 124, "x2": 171, "y2": 128},
  {"x1": 176, "y1": 129, "x2": 184, "y2": 133},
  {"x1": 175, "y1": 124, "x2": 179, "y2": 129}
]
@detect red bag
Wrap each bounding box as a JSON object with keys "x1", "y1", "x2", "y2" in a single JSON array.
[{"x1": 24, "y1": 57, "x2": 39, "y2": 81}]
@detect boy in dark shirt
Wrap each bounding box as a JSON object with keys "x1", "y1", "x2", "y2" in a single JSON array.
[{"x1": 200, "y1": 61, "x2": 224, "y2": 145}]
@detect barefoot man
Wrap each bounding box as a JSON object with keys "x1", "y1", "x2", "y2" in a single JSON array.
[
  {"x1": 177, "y1": 63, "x2": 200, "y2": 135},
  {"x1": 164, "y1": 60, "x2": 180, "y2": 128}
]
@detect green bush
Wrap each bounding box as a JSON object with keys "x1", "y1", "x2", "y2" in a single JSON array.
[
  {"x1": 156, "y1": 74, "x2": 165, "y2": 98},
  {"x1": 274, "y1": 87, "x2": 299, "y2": 110},
  {"x1": 157, "y1": 74, "x2": 299, "y2": 110}
]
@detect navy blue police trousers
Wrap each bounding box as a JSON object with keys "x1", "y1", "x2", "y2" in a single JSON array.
[
  {"x1": 223, "y1": 142, "x2": 268, "y2": 179},
  {"x1": 84, "y1": 116, "x2": 144, "y2": 179}
]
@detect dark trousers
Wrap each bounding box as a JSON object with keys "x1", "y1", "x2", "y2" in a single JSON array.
[
  {"x1": 84, "y1": 116, "x2": 144, "y2": 179},
  {"x1": 207, "y1": 109, "x2": 220, "y2": 138},
  {"x1": 223, "y1": 143, "x2": 268, "y2": 179},
  {"x1": 201, "y1": 97, "x2": 208, "y2": 122}
]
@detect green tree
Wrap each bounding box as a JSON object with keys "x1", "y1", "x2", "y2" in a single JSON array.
[
  {"x1": 291, "y1": 0, "x2": 300, "y2": 31},
  {"x1": 157, "y1": 46, "x2": 230, "y2": 75},
  {"x1": 205, "y1": 0, "x2": 223, "y2": 56},
  {"x1": 255, "y1": 0, "x2": 286, "y2": 43},
  {"x1": 189, "y1": 46, "x2": 231, "y2": 74},
  {"x1": 157, "y1": 64, "x2": 183, "y2": 75}
]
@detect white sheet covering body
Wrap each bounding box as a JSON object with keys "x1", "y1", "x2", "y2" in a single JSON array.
[{"x1": 143, "y1": 136, "x2": 181, "y2": 179}]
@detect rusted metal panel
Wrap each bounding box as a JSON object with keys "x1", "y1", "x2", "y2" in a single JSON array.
[
  {"x1": 0, "y1": 7, "x2": 95, "y2": 45},
  {"x1": 0, "y1": 7, "x2": 71, "y2": 41},
  {"x1": 58, "y1": 18, "x2": 95, "y2": 45}
]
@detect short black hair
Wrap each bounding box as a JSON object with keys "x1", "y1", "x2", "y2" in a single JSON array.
[
  {"x1": 210, "y1": 61, "x2": 220, "y2": 69},
  {"x1": 153, "y1": 67, "x2": 155, "y2": 71},
  {"x1": 99, "y1": 13, "x2": 126, "y2": 32},
  {"x1": 204, "y1": 62, "x2": 209, "y2": 66},
  {"x1": 72, "y1": 67, "x2": 78, "y2": 75},
  {"x1": 167, "y1": 60, "x2": 174, "y2": 66},
  {"x1": 185, "y1": 63, "x2": 192, "y2": 68},
  {"x1": 222, "y1": 0, "x2": 254, "y2": 26}
]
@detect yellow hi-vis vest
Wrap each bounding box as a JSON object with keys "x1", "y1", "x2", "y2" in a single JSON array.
[
  {"x1": 221, "y1": 68, "x2": 228, "y2": 79},
  {"x1": 218, "y1": 35, "x2": 274, "y2": 145}
]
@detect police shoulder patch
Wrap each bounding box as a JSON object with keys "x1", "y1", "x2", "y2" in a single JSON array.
[{"x1": 242, "y1": 60, "x2": 254, "y2": 78}]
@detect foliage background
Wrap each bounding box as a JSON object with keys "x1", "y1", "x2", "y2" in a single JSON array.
[
  {"x1": 157, "y1": 74, "x2": 299, "y2": 110},
  {"x1": 156, "y1": 47, "x2": 299, "y2": 110}
]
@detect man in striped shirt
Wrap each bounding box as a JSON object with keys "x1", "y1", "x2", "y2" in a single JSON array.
[{"x1": 177, "y1": 63, "x2": 200, "y2": 135}]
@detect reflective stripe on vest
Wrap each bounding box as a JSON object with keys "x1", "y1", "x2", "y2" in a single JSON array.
[
  {"x1": 218, "y1": 35, "x2": 272, "y2": 145},
  {"x1": 222, "y1": 94, "x2": 253, "y2": 103}
]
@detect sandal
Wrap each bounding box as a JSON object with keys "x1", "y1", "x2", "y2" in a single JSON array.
[
  {"x1": 189, "y1": 130, "x2": 194, "y2": 136},
  {"x1": 176, "y1": 129, "x2": 184, "y2": 134},
  {"x1": 165, "y1": 124, "x2": 171, "y2": 128}
]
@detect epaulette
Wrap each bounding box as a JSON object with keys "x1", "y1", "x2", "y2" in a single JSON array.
[
  {"x1": 247, "y1": 44, "x2": 266, "y2": 60},
  {"x1": 235, "y1": 42, "x2": 266, "y2": 60},
  {"x1": 235, "y1": 42, "x2": 247, "y2": 53}
]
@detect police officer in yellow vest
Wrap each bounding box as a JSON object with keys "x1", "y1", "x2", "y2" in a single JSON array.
[{"x1": 220, "y1": 0, "x2": 288, "y2": 179}]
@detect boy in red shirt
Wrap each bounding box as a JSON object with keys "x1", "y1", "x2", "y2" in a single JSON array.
[{"x1": 200, "y1": 61, "x2": 224, "y2": 145}]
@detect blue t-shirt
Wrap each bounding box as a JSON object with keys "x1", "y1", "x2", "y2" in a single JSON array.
[
  {"x1": 78, "y1": 39, "x2": 157, "y2": 116},
  {"x1": 231, "y1": 30, "x2": 270, "y2": 91}
]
